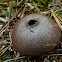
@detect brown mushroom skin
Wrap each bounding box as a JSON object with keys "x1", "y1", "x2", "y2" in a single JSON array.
[{"x1": 12, "y1": 13, "x2": 61, "y2": 56}]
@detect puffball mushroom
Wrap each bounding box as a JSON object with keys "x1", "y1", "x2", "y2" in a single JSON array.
[{"x1": 12, "y1": 13, "x2": 61, "y2": 56}]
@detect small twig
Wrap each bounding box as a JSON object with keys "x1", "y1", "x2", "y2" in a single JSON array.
[
  {"x1": 0, "y1": 45, "x2": 11, "y2": 56},
  {"x1": 0, "y1": 5, "x2": 24, "y2": 33}
]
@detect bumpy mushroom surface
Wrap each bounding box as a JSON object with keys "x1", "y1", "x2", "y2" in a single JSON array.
[{"x1": 12, "y1": 13, "x2": 61, "y2": 56}]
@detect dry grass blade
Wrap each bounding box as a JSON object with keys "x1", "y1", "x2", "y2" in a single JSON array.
[
  {"x1": 0, "y1": 7, "x2": 7, "y2": 10},
  {"x1": 54, "y1": 12, "x2": 62, "y2": 21},
  {"x1": 0, "y1": 3, "x2": 8, "y2": 6},
  {"x1": 0, "y1": 45, "x2": 11, "y2": 56},
  {"x1": 18, "y1": 10, "x2": 24, "y2": 17},
  {"x1": 31, "y1": 3, "x2": 44, "y2": 7},
  {"x1": 51, "y1": 10, "x2": 62, "y2": 30},
  {"x1": 0, "y1": 5, "x2": 25, "y2": 33},
  {"x1": 3, "y1": 56, "x2": 25, "y2": 62},
  {"x1": 49, "y1": 54, "x2": 62, "y2": 56},
  {"x1": 44, "y1": 9, "x2": 62, "y2": 15},
  {"x1": 54, "y1": 13, "x2": 62, "y2": 24}
]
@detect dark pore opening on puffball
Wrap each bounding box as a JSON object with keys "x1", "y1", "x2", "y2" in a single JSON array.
[{"x1": 28, "y1": 20, "x2": 37, "y2": 26}]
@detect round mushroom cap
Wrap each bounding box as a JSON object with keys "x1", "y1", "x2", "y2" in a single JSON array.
[{"x1": 12, "y1": 13, "x2": 61, "y2": 56}]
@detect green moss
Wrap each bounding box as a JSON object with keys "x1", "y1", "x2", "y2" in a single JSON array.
[
  {"x1": 1, "y1": 54, "x2": 8, "y2": 61},
  {"x1": 11, "y1": 2, "x2": 16, "y2": 8},
  {"x1": 56, "y1": 11, "x2": 62, "y2": 19},
  {"x1": 31, "y1": 0, "x2": 52, "y2": 5}
]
